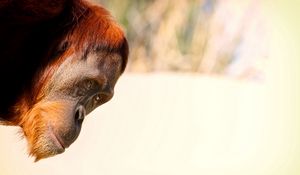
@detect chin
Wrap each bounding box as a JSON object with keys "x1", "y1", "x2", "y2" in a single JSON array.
[{"x1": 19, "y1": 101, "x2": 82, "y2": 162}]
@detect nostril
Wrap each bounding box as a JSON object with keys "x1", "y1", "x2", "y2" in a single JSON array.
[{"x1": 75, "y1": 105, "x2": 86, "y2": 123}]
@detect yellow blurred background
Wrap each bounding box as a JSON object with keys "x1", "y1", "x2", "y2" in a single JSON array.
[
  {"x1": 0, "y1": 0, "x2": 300, "y2": 174},
  {"x1": 99, "y1": 0, "x2": 268, "y2": 80}
]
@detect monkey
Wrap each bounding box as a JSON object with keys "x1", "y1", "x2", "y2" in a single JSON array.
[{"x1": 0, "y1": 0, "x2": 128, "y2": 161}]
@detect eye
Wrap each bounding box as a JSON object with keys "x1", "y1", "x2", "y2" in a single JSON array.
[
  {"x1": 82, "y1": 79, "x2": 99, "y2": 93},
  {"x1": 94, "y1": 94, "x2": 101, "y2": 102},
  {"x1": 85, "y1": 79, "x2": 93, "y2": 89},
  {"x1": 70, "y1": 79, "x2": 100, "y2": 98},
  {"x1": 84, "y1": 80, "x2": 94, "y2": 89}
]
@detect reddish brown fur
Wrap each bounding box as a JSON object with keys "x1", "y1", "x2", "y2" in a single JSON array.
[
  {"x1": 18, "y1": 101, "x2": 70, "y2": 161},
  {"x1": 0, "y1": 0, "x2": 128, "y2": 161},
  {"x1": 11, "y1": 0, "x2": 128, "y2": 121},
  {"x1": 32, "y1": 1, "x2": 127, "y2": 102}
]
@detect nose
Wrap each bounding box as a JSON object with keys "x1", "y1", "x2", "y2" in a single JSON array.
[{"x1": 75, "y1": 105, "x2": 86, "y2": 124}]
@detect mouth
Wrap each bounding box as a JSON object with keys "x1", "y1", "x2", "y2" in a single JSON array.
[
  {"x1": 32, "y1": 125, "x2": 67, "y2": 162},
  {"x1": 48, "y1": 125, "x2": 65, "y2": 151}
]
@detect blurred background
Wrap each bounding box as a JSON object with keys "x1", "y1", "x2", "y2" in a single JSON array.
[
  {"x1": 1, "y1": 0, "x2": 300, "y2": 175},
  {"x1": 99, "y1": 0, "x2": 268, "y2": 80}
]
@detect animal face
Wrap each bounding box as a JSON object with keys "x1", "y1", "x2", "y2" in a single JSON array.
[
  {"x1": 0, "y1": 0, "x2": 129, "y2": 161},
  {"x1": 20, "y1": 52, "x2": 124, "y2": 161}
]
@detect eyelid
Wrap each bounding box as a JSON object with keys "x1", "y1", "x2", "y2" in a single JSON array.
[
  {"x1": 94, "y1": 91, "x2": 114, "y2": 105},
  {"x1": 83, "y1": 79, "x2": 100, "y2": 92},
  {"x1": 86, "y1": 76, "x2": 107, "y2": 90},
  {"x1": 84, "y1": 79, "x2": 97, "y2": 90}
]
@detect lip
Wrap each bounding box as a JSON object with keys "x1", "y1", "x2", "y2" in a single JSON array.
[
  {"x1": 48, "y1": 126, "x2": 65, "y2": 150},
  {"x1": 54, "y1": 132, "x2": 66, "y2": 150}
]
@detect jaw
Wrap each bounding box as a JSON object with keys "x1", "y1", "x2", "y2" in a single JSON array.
[
  {"x1": 28, "y1": 125, "x2": 66, "y2": 162},
  {"x1": 18, "y1": 100, "x2": 74, "y2": 162}
]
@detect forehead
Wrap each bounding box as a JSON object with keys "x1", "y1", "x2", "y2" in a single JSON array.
[{"x1": 46, "y1": 51, "x2": 122, "y2": 93}]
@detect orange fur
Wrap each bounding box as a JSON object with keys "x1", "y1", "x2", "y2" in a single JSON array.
[
  {"x1": 0, "y1": 0, "x2": 129, "y2": 161},
  {"x1": 18, "y1": 100, "x2": 71, "y2": 161}
]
